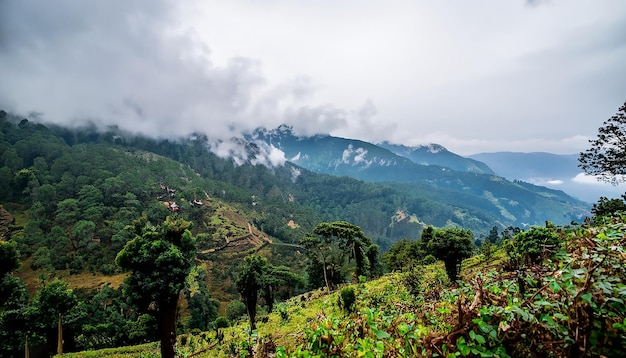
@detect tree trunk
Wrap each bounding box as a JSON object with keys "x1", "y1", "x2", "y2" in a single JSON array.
[
  {"x1": 57, "y1": 313, "x2": 63, "y2": 355},
  {"x1": 321, "y1": 253, "x2": 330, "y2": 291},
  {"x1": 265, "y1": 285, "x2": 274, "y2": 313},
  {"x1": 159, "y1": 296, "x2": 179, "y2": 358},
  {"x1": 245, "y1": 293, "x2": 258, "y2": 331}
]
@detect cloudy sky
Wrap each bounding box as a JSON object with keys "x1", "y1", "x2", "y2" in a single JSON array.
[{"x1": 1, "y1": 0, "x2": 625, "y2": 157}]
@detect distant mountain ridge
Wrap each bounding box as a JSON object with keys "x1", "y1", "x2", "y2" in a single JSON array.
[
  {"x1": 250, "y1": 125, "x2": 590, "y2": 228},
  {"x1": 469, "y1": 152, "x2": 624, "y2": 203},
  {"x1": 378, "y1": 141, "x2": 495, "y2": 175}
]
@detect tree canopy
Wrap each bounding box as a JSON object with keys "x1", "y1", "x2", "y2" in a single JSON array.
[
  {"x1": 302, "y1": 221, "x2": 378, "y2": 291},
  {"x1": 116, "y1": 216, "x2": 196, "y2": 358},
  {"x1": 425, "y1": 227, "x2": 474, "y2": 282},
  {"x1": 235, "y1": 255, "x2": 267, "y2": 331},
  {"x1": 0, "y1": 240, "x2": 20, "y2": 277},
  {"x1": 579, "y1": 101, "x2": 626, "y2": 184}
]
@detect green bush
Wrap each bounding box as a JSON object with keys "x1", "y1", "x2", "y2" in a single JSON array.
[
  {"x1": 225, "y1": 300, "x2": 247, "y2": 322},
  {"x1": 481, "y1": 240, "x2": 495, "y2": 260},
  {"x1": 513, "y1": 226, "x2": 560, "y2": 265},
  {"x1": 338, "y1": 287, "x2": 356, "y2": 313},
  {"x1": 214, "y1": 316, "x2": 230, "y2": 330},
  {"x1": 422, "y1": 254, "x2": 436, "y2": 265},
  {"x1": 402, "y1": 266, "x2": 423, "y2": 296}
]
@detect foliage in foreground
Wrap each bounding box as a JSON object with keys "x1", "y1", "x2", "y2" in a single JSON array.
[
  {"x1": 138, "y1": 215, "x2": 626, "y2": 357},
  {"x1": 58, "y1": 214, "x2": 625, "y2": 357}
]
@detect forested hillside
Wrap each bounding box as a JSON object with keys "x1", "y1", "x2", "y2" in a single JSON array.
[
  {"x1": 0, "y1": 110, "x2": 598, "y2": 356},
  {"x1": 251, "y1": 124, "x2": 590, "y2": 230}
]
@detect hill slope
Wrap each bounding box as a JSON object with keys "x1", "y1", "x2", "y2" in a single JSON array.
[{"x1": 61, "y1": 216, "x2": 626, "y2": 357}]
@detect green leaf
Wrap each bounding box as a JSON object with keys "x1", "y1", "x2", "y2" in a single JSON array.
[
  {"x1": 580, "y1": 292, "x2": 593, "y2": 303},
  {"x1": 457, "y1": 337, "x2": 470, "y2": 356},
  {"x1": 553, "y1": 313, "x2": 568, "y2": 321},
  {"x1": 375, "y1": 329, "x2": 391, "y2": 340},
  {"x1": 474, "y1": 333, "x2": 486, "y2": 345},
  {"x1": 549, "y1": 280, "x2": 561, "y2": 293}
]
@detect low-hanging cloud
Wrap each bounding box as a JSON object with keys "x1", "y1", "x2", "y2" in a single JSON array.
[{"x1": 0, "y1": 0, "x2": 378, "y2": 166}]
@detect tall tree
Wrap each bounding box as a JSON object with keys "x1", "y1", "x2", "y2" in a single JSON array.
[
  {"x1": 0, "y1": 240, "x2": 30, "y2": 356},
  {"x1": 116, "y1": 216, "x2": 196, "y2": 358},
  {"x1": 579, "y1": 101, "x2": 626, "y2": 184},
  {"x1": 302, "y1": 221, "x2": 376, "y2": 290},
  {"x1": 261, "y1": 265, "x2": 303, "y2": 313},
  {"x1": 427, "y1": 227, "x2": 474, "y2": 282},
  {"x1": 30, "y1": 279, "x2": 78, "y2": 355},
  {"x1": 486, "y1": 226, "x2": 499, "y2": 244},
  {"x1": 235, "y1": 255, "x2": 267, "y2": 331}
]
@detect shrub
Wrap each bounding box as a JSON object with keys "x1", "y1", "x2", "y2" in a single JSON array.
[
  {"x1": 513, "y1": 226, "x2": 560, "y2": 265},
  {"x1": 338, "y1": 287, "x2": 356, "y2": 313},
  {"x1": 402, "y1": 266, "x2": 423, "y2": 296},
  {"x1": 225, "y1": 300, "x2": 247, "y2": 322},
  {"x1": 481, "y1": 240, "x2": 495, "y2": 260},
  {"x1": 214, "y1": 316, "x2": 230, "y2": 330},
  {"x1": 422, "y1": 254, "x2": 436, "y2": 265},
  {"x1": 276, "y1": 303, "x2": 289, "y2": 322}
]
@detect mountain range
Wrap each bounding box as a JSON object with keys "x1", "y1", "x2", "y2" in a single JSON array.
[
  {"x1": 250, "y1": 125, "x2": 625, "y2": 204},
  {"x1": 469, "y1": 152, "x2": 625, "y2": 203},
  {"x1": 250, "y1": 125, "x2": 589, "y2": 231},
  {"x1": 0, "y1": 111, "x2": 593, "y2": 250}
]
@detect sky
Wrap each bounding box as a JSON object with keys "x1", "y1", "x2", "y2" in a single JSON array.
[{"x1": 0, "y1": 0, "x2": 625, "y2": 159}]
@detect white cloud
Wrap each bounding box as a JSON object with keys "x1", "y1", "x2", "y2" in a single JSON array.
[
  {"x1": 290, "y1": 167, "x2": 301, "y2": 183},
  {"x1": 546, "y1": 179, "x2": 564, "y2": 185},
  {"x1": 571, "y1": 173, "x2": 626, "y2": 185},
  {"x1": 1, "y1": 0, "x2": 625, "y2": 157}
]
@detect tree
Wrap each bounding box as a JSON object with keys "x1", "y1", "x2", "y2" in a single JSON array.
[
  {"x1": 116, "y1": 216, "x2": 196, "y2": 358},
  {"x1": 579, "y1": 101, "x2": 626, "y2": 184},
  {"x1": 0, "y1": 241, "x2": 30, "y2": 355},
  {"x1": 225, "y1": 300, "x2": 247, "y2": 322},
  {"x1": 187, "y1": 291, "x2": 219, "y2": 331},
  {"x1": 301, "y1": 232, "x2": 334, "y2": 290},
  {"x1": 235, "y1": 255, "x2": 267, "y2": 331},
  {"x1": 512, "y1": 226, "x2": 560, "y2": 265},
  {"x1": 261, "y1": 265, "x2": 303, "y2": 313},
  {"x1": 185, "y1": 269, "x2": 219, "y2": 332},
  {"x1": 591, "y1": 195, "x2": 626, "y2": 219},
  {"x1": 427, "y1": 227, "x2": 474, "y2": 282},
  {"x1": 301, "y1": 221, "x2": 376, "y2": 290},
  {"x1": 30, "y1": 279, "x2": 78, "y2": 355},
  {"x1": 486, "y1": 226, "x2": 499, "y2": 244},
  {"x1": 0, "y1": 240, "x2": 20, "y2": 277},
  {"x1": 382, "y1": 238, "x2": 422, "y2": 272}
]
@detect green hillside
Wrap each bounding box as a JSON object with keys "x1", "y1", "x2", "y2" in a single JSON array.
[
  {"x1": 58, "y1": 214, "x2": 626, "y2": 357},
  {"x1": 0, "y1": 111, "x2": 611, "y2": 357}
]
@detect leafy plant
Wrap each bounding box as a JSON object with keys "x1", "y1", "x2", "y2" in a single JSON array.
[{"x1": 338, "y1": 287, "x2": 356, "y2": 314}]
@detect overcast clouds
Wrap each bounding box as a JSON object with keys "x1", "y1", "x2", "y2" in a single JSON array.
[{"x1": 1, "y1": 0, "x2": 625, "y2": 157}]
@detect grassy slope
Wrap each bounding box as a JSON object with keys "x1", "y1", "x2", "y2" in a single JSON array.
[
  {"x1": 59, "y1": 218, "x2": 626, "y2": 357},
  {"x1": 56, "y1": 256, "x2": 498, "y2": 357}
]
